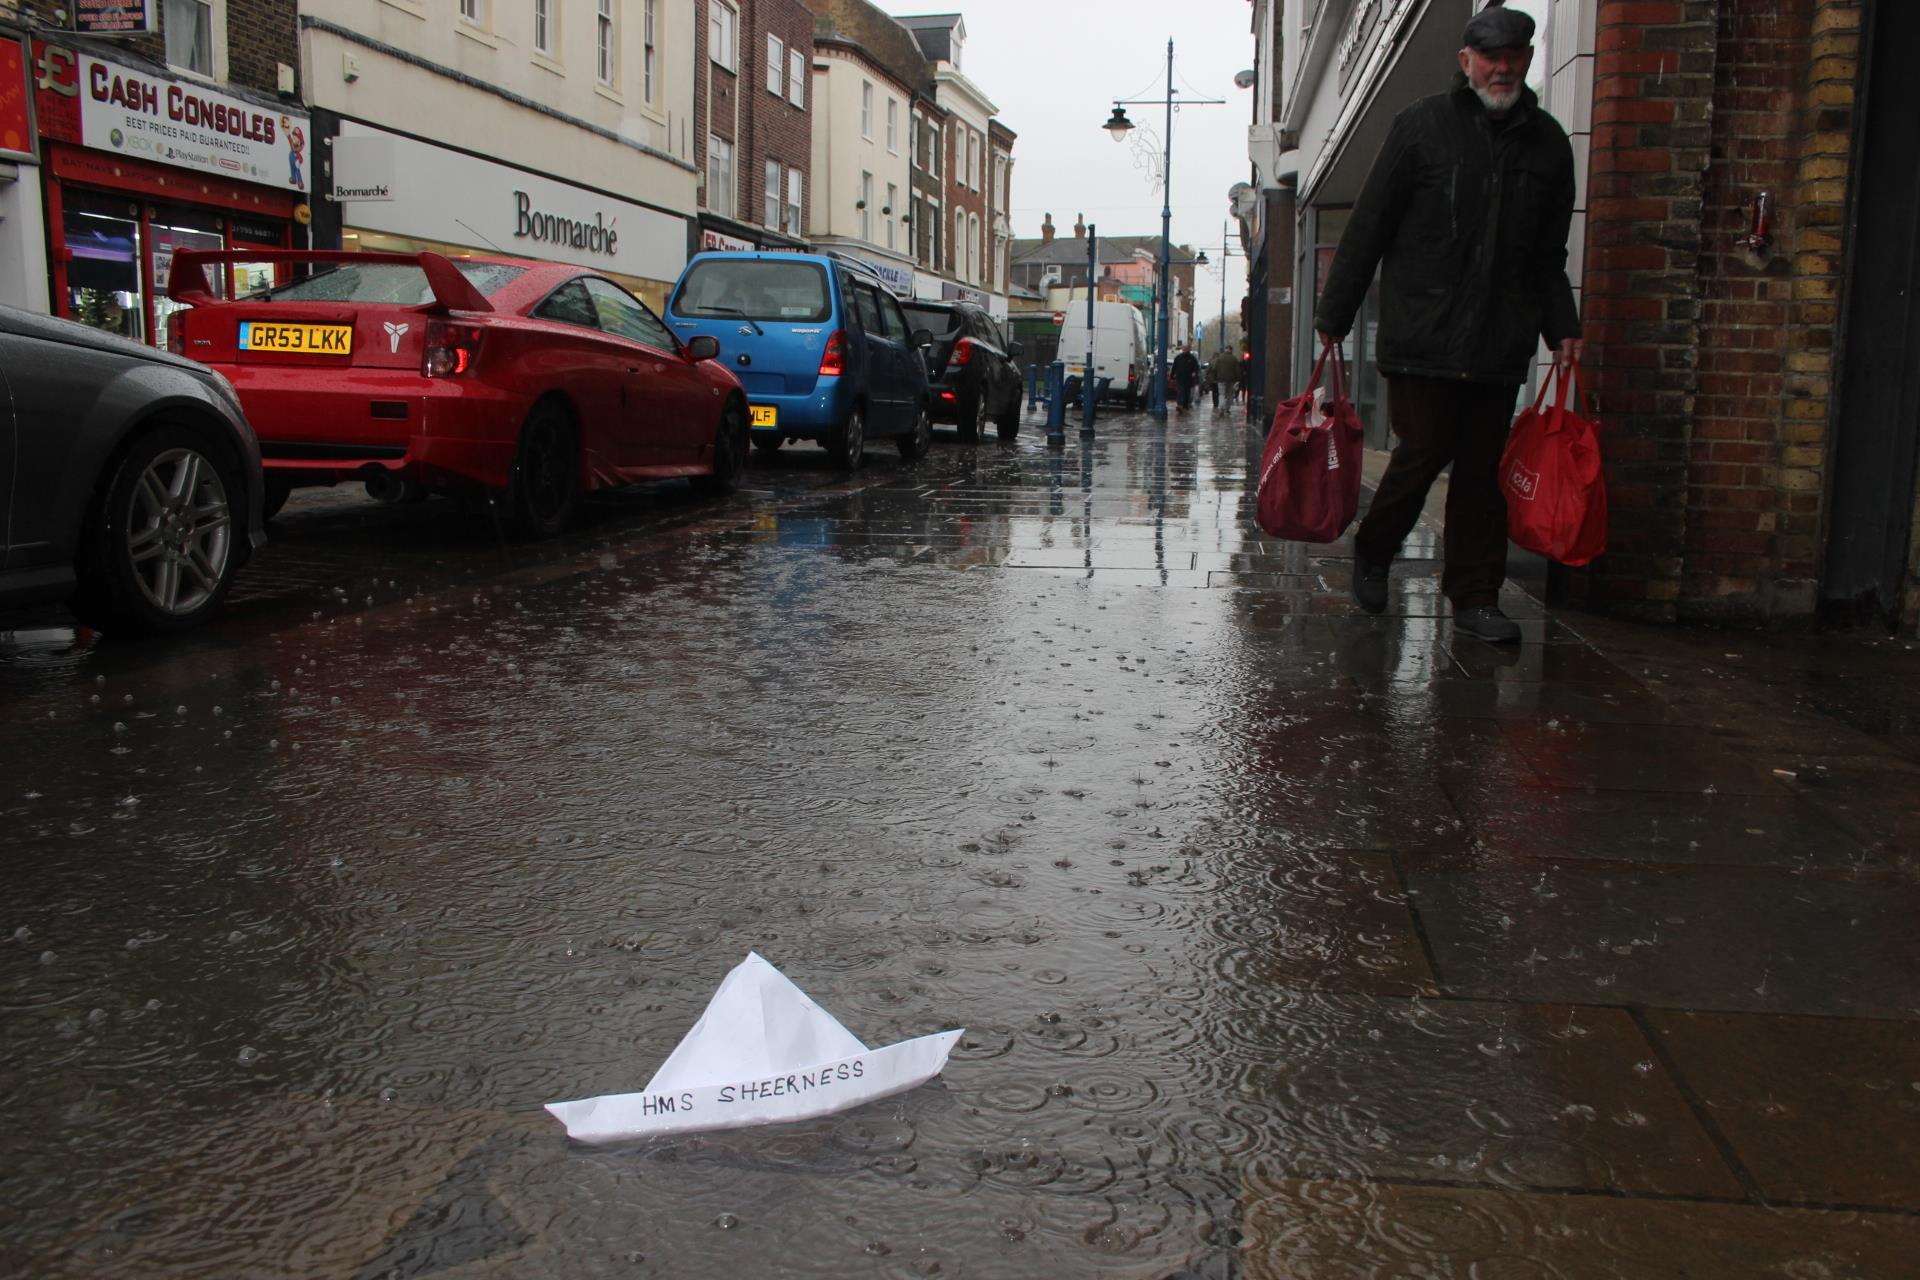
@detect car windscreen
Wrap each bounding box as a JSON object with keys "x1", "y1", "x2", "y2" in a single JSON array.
[
  {"x1": 243, "y1": 261, "x2": 526, "y2": 304},
  {"x1": 671, "y1": 259, "x2": 831, "y2": 322},
  {"x1": 901, "y1": 304, "x2": 961, "y2": 337}
]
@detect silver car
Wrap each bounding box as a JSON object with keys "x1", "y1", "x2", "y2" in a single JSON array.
[{"x1": 0, "y1": 304, "x2": 266, "y2": 635}]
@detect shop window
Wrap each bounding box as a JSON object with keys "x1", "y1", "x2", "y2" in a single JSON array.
[
  {"x1": 63, "y1": 191, "x2": 146, "y2": 343},
  {"x1": 149, "y1": 203, "x2": 227, "y2": 354},
  {"x1": 709, "y1": 1, "x2": 736, "y2": 73},
  {"x1": 643, "y1": 0, "x2": 656, "y2": 101},
  {"x1": 597, "y1": 0, "x2": 617, "y2": 87},
  {"x1": 533, "y1": 0, "x2": 554, "y2": 55},
  {"x1": 164, "y1": 0, "x2": 217, "y2": 78},
  {"x1": 783, "y1": 169, "x2": 802, "y2": 236},
  {"x1": 707, "y1": 135, "x2": 734, "y2": 216}
]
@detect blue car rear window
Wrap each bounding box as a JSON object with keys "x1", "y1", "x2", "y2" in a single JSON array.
[{"x1": 673, "y1": 260, "x2": 830, "y2": 323}]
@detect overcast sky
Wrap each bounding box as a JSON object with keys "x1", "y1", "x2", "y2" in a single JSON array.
[{"x1": 884, "y1": 0, "x2": 1553, "y2": 336}]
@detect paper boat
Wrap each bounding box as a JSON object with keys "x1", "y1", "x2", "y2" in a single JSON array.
[{"x1": 545, "y1": 952, "x2": 964, "y2": 1143}]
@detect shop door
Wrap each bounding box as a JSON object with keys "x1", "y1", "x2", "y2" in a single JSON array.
[
  {"x1": 1823, "y1": 0, "x2": 1920, "y2": 626},
  {"x1": 59, "y1": 189, "x2": 146, "y2": 343},
  {"x1": 149, "y1": 202, "x2": 227, "y2": 354}
]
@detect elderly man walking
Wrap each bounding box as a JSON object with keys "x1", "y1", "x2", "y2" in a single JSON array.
[{"x1": 1314, "y1": 6, "x2": 1582, "y2": 644}]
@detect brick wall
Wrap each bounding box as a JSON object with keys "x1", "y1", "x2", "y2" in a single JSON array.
[
  {"x1": 943, "y1": 118, "x2": 984, "y2": 283},
  {"x1": 1577, "y1": 0, "x2": 1864, "y2": 624},
  {"x1": 4, "y1": 1, "x2": 295, "y2": 98},
  {"x1": 696, "y1": 0, "x2": 813, "y2": 233}
]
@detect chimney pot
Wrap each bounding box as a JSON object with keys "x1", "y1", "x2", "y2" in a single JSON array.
[{"x1": 1040, "y1": 212, "x2": 1055, "y2": 244}]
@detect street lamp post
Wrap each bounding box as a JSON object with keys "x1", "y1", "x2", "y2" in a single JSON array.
[{"x1": 1103, "y1": 40, "x2": 1223, "y2": 423}]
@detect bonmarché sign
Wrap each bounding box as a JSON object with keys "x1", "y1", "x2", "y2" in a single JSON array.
[{"x1": 514, "y1": 190, "x2": 618, "y2": 255}]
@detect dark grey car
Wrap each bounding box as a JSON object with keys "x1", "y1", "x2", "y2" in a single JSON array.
[{"x1": 0, "y1": 304, "x2": 266, "y2": 635}]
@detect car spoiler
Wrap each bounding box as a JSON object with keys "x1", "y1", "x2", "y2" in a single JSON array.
[{"x1": 166, "y1": 249, "x2": 496, "y2": 313}]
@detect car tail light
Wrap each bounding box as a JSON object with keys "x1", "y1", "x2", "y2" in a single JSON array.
[
  {"x1": 939, "y1": 390, "x2": 956, "y2": 402},
  {"x1": 166, "y1": 316, "x2": 186, "y2": 355},
  {"x1": 952, "y1": 337, "x2": 973, "y2": 366},
  {"x1": 423, "y1": 320, "x2": 483, "y2": 378},
  {"x1": 819, "y1": 329, "x2": 847, "y2": 377}
]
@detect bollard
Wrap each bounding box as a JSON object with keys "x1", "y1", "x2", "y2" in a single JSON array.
[
  {"x1": 1045, "y1": 361, "x2": 1067, "y2": 449},
  {"x1": 1027, "y1": 364, "x2": 1042, "y2": 411},
  {"x1": 1080, "y1": 367, "x2": 1098, "y2": 437}
]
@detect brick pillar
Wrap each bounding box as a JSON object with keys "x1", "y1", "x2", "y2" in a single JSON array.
[{"x1": 1574, "y1": 0, "x2": 1718, "y2": 620}]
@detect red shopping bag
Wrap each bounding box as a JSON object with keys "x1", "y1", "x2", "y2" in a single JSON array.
[
  {"x1": 1500, "y1": 358, "x2": 1607, "y2": 566},
  {"x1": 1256, "y1": 341, "x2": 1365, "y2": 542}
]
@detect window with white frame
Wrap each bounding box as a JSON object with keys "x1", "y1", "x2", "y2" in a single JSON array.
[
  {"x1": 459, "y1": 0, "x2": 483, "y2": 26},
  {"x1": 597, "y1": 0, "x2": 616, "y2": 86},
  {"x1": 643, "y1": 0, "x2": 657, "y2": 101},
  {"x1": 970, "y1": 214, "x2": 981, "y2": 283},
  {"x1": 764, "y1": 159, "x2": 781, "y2": 227},
  {"x1": 885, "y1": 183, "x2": 898, "y2": 249},
  {"x1": 860, "y1": 171, "x2": 873, "y2": 241},
  {"x1": 860, "y1": 81, "x2": 873, "y2": 139},
  {"x1": 886, "y1": 99, "x2": 898, "y2": 153},
  {"x1": 784, "y1": 168, "x2": 803, "y2": 236},
  {"x1": 787, "y1": 48, "x2": 805, "y2": 107},
  {"x1": 930, "y1": 120, "x2": 940, "y2": 177},
  {"x1": 533, "y1": 0, "x2": 554, "y2": 54},
  {"x1": 709, "y1": 1, "x2": 737, "y2": 72},
  {"x1": 164, "y1": 0, "x2": 216, "y2": 76},
  {"x1": 953, "y1": 208, "x2": 964, "y2": 274},
  {"x1": 968, "y1": 132, "x2": 979, "y2": 190},
  {"x1": 708, "y1": 135, "x2": 735, "y2": 215},
  {"x1": 767, "y1": 34, "x2": 784, "y2": 96}
]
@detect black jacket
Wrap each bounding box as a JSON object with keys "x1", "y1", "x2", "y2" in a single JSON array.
[
  {"x1": 1171, "y1": 351, "x2": 1200, "y2": 385},
  {"x1": 1314, "y1": 82, "x2": 1580, "y2": 386}
]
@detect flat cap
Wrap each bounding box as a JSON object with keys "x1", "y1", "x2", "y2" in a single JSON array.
[{"x1": 1463, "y1": 6, "x2": 1536, "y2": 51}]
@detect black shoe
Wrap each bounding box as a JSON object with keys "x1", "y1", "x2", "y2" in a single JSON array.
[
  {"x1": 1455, "y1": 605, "x2": 1522, "y2": 644},
  {"x1": 1352, "y1": 557, "x2": 1389, "y2": 615}
]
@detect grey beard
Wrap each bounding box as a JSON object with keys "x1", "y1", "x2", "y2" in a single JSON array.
[{"x1": 1474, "y1": 82, "x2": 1521, "y2": 114}]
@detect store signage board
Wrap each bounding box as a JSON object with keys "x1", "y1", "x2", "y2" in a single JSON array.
[
  {"x1": 846, "y1": 253, "x2": 914, "y2": 295},
  {"x1": 701, "y1": 228, "x2": 754, "y2": 253},
  {"x1": 76, "y1": 54, "x2": 309, "y2": 191},
  {"x1": 69, "y1": 1, "x2": 157, "y2": 35},
  {"x1": 0, "y1": 36, "x2": 33, "y2": 162},
  {"x1": 331, "y1": 120, "x2": 689, "y2": 285}
]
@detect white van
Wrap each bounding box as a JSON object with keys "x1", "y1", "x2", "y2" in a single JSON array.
[{"x1": 1058, "y1": 302, "x2": 1149, "y2": 408}]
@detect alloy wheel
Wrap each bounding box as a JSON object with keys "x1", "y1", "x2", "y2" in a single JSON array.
[{"x1": 125, "y1": 447, "x2": 232, "y2": 616}]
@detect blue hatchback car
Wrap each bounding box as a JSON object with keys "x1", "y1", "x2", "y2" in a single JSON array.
[{"x1": 665, "y1": 251, "x2": 932, "y2": 469}]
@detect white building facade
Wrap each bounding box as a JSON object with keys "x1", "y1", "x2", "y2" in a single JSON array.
[
  {"x1": 305, "y1": 0, "x2": 701, "y2": 308},
  {"x1": 806, "y1": 37, "x2": 915, "y2": 294}
]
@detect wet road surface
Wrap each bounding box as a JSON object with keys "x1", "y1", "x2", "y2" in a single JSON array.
[{"x1": 4, "y1": 403, "x2": 1919, "y2": 1277}]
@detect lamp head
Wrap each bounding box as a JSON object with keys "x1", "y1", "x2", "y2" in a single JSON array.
[{"x1": 1103, "y1": 106, "x2": 1133, "y2": 142}]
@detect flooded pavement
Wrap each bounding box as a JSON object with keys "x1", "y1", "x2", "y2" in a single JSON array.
[{"x1": 3, "y1": 405, "x2": 1919, "y2": 1278}]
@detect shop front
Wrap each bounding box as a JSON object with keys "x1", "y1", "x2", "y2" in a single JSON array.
[
  {"x1": 1, "y1": 28, "x2": 47, "y2": 313},
  {"x1": 30, "y1": 39, "x2": 308, "y2": 348},
  {"x1": 325, "y1": 119, "x2": 691, "y2": 312},
  {"x1": 693, "y1": 213, "x2": 807, "y2": 259}
]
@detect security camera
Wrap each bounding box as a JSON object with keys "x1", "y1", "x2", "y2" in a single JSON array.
[{"x1": 1232, "y1": 69, "x2": 1256, "y2": 89}]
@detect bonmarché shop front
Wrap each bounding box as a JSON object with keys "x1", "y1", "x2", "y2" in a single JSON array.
[
  {"x1": 31, "y1": 39, "x2": 309, "y2": 350},
  {"x1": 324, "y1": 119, "x2": 690, "y2": 312}
]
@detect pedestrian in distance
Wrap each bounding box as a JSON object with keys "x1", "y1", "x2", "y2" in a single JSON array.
[
  {"x1": 1207, "y1": 347, "x2": 1239, "y2": 410},
  {"x1": 1171, "y1": 344, "x2": 1201, "y2": 412},
  {"x1": 1313, "y1": 6, "x2": 1583, "y2": 644}
]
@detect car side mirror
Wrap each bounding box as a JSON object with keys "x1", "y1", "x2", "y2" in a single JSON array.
[
  {"x1": 686, "y1": 335, "x2": 720, "y2": 361},
  {"x1": 1008, "y1": 342, "x2": 1024, "y2": 357},
  {"x1": 911, "y1": 328, "x2": 934, "y2": 349}
]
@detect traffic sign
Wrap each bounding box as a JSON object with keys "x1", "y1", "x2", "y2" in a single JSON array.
[{"x1": 1051, "y1": 311, "x2": 1065, "y2": 325}]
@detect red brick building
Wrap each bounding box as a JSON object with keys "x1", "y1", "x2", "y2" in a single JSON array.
[
  {"x1": 1576, "y1": 0, "x2": 1914, "y2": 629},
  {"x1": 693, "y1": 0, "x2": 814, "y2": 253}
]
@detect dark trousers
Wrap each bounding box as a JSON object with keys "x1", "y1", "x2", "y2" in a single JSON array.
[
  {"x1": 1208, "y1": 381, "x2": 1222, "y2": 408},
  {"x1": 1354, "y1": 375, "x2": 1519, "y2": 609},
  {"x1": 1175, "y1": 379, "x2": 1195, "y2": 408}
]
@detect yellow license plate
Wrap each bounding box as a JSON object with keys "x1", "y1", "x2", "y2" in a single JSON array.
[
  {"x1": 750, "y1": 405, "x2": 778, "y2": 428},
  {"x1": 239, "y1": 322, "x2": 354, "y2": 354}
]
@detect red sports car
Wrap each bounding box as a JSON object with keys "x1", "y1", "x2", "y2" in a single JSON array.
[{"x1": 165, "y1": 250, "x2": 748, "y2": 536}]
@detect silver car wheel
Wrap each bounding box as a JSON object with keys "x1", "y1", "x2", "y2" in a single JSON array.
[{"x1": 126, "y1": 447, "x2": 232, "y2": 616}]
